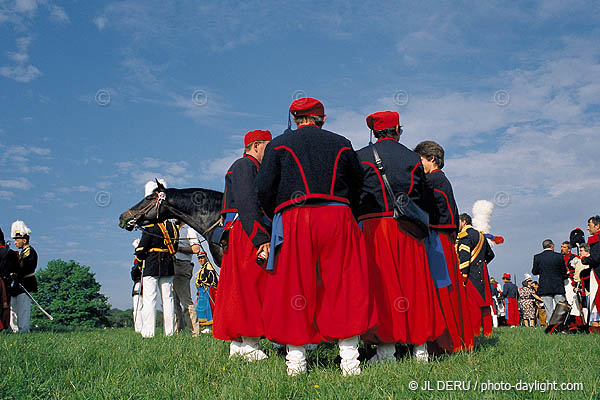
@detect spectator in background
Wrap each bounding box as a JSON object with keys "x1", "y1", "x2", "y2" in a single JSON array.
[
  {"x1": 173, "y1": 220, "x2": 201, "y2": 337},
  {"x1": 532, "y1": 239, "x2": 567, "y2": 319},
  {"x1": 501, "y1": 273, "x2": 519, "y2": 327},
  {"x1": 518, "y1": 279, "x2": 543, "y2": 327},
  {"x1": 530, "y1": 281, "x2": 546, "y2": 326}
]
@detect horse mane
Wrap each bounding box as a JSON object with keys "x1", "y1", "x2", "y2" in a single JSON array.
[{"x1": 166, "y1": 188, "x2": 223, "y2": 216}]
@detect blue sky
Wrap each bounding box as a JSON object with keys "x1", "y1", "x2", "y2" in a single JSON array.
[{"x1": 1, "y1": 0, "x2": 599, "y2": 309}]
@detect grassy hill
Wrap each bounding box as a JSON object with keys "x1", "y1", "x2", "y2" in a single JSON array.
[{"x1": 1, "y1": 327, "x2": 598, "y2": 399}]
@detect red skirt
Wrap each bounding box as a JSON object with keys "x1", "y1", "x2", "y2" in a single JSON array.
[
  {"x1": 262, "y1": 205, "x2": 376, "y2": 346},
  {"x1": 362, "y1": 218, "x2": 446, "y2": 345},
  {"x1": 436, "y1": 231, "x2": 475, "y2": 352},
  {"x1": 505, "y1": 298, "x2": 519, "y2": 326},
  {"x1": 213, "y1": 220, "x2": 267, "y2": 341}
]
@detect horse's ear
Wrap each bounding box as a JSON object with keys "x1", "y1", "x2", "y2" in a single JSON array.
[{"x1": 155, "y1": 178, "x2": 165, "y2": 191}]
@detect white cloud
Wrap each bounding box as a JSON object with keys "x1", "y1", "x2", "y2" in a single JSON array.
[
  {"x1": 48, "y1": 4, "x2": 69, "y2": 24},
  {"x1": 93, "y1": 16, "x2": 107, "y2": 31},
  {"x1": 0, "y1": 62, "x2": 41, "y2": 82},
  {"x1": 0, "y1": 191, "x2": 14, "y2": 200},
  {"x1": 14, "y1": 0, "x2": 38, "y2": 13},
  {"x1": 0, "y1": 177, "x2": 33, "y2": 190}
]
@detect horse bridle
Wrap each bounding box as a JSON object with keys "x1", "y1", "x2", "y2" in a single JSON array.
[{"x1": 123, "y1": 192, "x2": 166, "y2": 229}]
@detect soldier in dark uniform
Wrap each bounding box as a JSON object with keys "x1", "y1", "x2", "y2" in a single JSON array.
[
  {"x1": 0, "y1": 227, "x2": 19, "y2": 331},
  {"x1": 214, "y1": 129, "x2": 272, "y2": 361},
  {"x1": 357, "y1": 112, "x2": 443, "y2": 363},
  {"x1": 135, "y1": 209, "x2": 179, "y2": 338},
  {"x1": 414, "y1": 140, "x2": 474, "y2": 352},
  {"x1": 257, "y1": 98, "x2": 374, "y2": 376},
  {"x1": 457, "y1": 213, "x2": 495, "y2": 337},
  {"x1": 130, "y1": 238, "x2": 143, "y2": 333},
  {"x1": 9, "y1": 220, "x2": 38, "y2": 333},
  {"x1": 501, "y1": 273, "x2": 519, "y2": 327},
  {"x1": 582, "y1": 215, "x2": 600, "y2": 332}
]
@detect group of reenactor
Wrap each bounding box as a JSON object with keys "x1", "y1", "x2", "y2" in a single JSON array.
[
  {"x1": 130, "y1": 186, "x2": 218, "y2": 338},
  {"x1": 0, "y1": 220, "x2": 39, "y2": 333},
  {"x1": 211, "y1": 97, "x2": 497, "y2": 376}
]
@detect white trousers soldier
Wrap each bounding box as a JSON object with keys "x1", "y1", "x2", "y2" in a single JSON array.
[
  {"x1": 10, "y1": 293, "x2": 31, "y2": 333},
  {"x1": 132, "y1": 282, "x2": 143, "y2": 333},
  {"x1": 141, "y1": 276, "x2": 175, "y2": 338}
]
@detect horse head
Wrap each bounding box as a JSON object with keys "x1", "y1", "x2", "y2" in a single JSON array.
[{"x1": 119, "y1": 180, "x2": 171, "y2": 230}]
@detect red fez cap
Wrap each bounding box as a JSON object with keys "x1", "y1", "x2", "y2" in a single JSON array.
[
  {"x1": 289, "y1": 97, "x2": 325, "y2": 117},
  {"x1": 244, "y1": 129, "x2": 272, "y2": 147},
  {"x1": 502, "y1": 273, "x2": 511, "y2": 280},
  {"x1": 366, "y1": 111, "x2": 400, "y2": 131}
]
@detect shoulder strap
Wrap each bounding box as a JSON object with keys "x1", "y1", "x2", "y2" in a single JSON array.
[
  {"x1": 370, "y1": 143, "x2": 397, "y2": 203},
  {"x1": 157, "y1": 222, "x2": 176, "y2": 255}
]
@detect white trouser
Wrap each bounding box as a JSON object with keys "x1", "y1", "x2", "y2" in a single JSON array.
[
  {"x1": 10, "y1": 293, "x2": 31, "y2": 333},
  {"x1": 339, "y1": 336, "x2": 361, "y2": 375},
  {"x1": 286, "y1": 336, "x2": 361, "y2": 376},
  {"x1": 564, "y1": 281, "x2": 581, "y2": 316},
  {"x1": 132, "y1": 282, "x2": 143, "y2": 333},
  {"x1": 140, "y1": 276, "x2": 174, "y2": 338}
]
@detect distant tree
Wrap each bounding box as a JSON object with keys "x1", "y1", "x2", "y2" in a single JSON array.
[
  {"x1": 107, "y1": 308, "x2": 133, "y2": 328},
  {"x1": 31, "y1": 259, "x2": 110, "y2": 329}
]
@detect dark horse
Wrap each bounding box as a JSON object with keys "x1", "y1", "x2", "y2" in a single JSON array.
[{"x1": 119, "y1": 181, "x2": 224, "y2": 266}]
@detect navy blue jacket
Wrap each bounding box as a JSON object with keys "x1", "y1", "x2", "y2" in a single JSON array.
[
  {"x1": 582, "y1": 233, "x2": 600, "y2": 275},
  {"x1": 458, "y1": 226, "x2": 495, "y2": 303},
  {"x1": 222, "y1": 154, "x2": 270, "y2": 248},
  {"x1": 356, "y1": 138, "x2": 433, "y2": 221},
  {"x1": 532, "y1": 249, "x2": 567, "y2": 296},
  {"x1": 135, "y1": 222, "x2": 178, "y2": 277},
  {"x1": 426, "y1": 169, "x2": 459, "y2": 233},
  {"x1": 501, "y1": 281, "x2": 518, "y2": 299},
  {"x1": 256, "y1": 125, "x2": 363, "y2": 217}
]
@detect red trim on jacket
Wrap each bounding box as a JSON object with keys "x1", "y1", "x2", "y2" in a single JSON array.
[
  {"x1": 221, "y1": 208, "x2": 238, "y2": 214},
  {"x1": 358, "y1": 211, "x2": 395, "y2": 222},
  {"x1": 275, "y1": 145, "x2": 309, "y2": 193},
  {"x1": 408, "y1": 162, "x2": 421, "y2": 194},
  {"x1": 331, "y1": 147, "x2": 351, "y2": 195},
  {"x1": 431, "y1": 223, "x2": 458, "y2": 229},
  {"x1": 433, "y1": 188, "x2": 455, "y2": 226},
  {"x1": 274, "y1": 194, "x2": 350, "y2": 214},
  {"x1": 361, "y1": 160, "x2": 389, "y2": 211},
  {"x1": 588, "y1": 234, "x2": 599, "y2": 245},
  {"x1": 244, "y1": 153, "x2": 260, "y2": 168},
  {"x1": 376, "y1": 137, "x2": 397, "y2": 143}
]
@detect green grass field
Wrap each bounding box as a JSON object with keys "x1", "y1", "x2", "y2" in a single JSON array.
[{"x1": 1, "y1": 326, "x2": 598, "y2": 399}]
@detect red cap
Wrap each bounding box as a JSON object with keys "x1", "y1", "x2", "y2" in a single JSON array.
[
  {"x1": 244, "y1": 129, "x2": 272, "y2": 147},
  {"x1": 502, "y1": 273, "x2": 511, "y2": 280},
  {"x1": 289, "y1": 97, "x2": 325, "y2": 117},
  {"x1": 366, "y1": 111, "x2": 399, "y2": 131},
  {"x1": 198, "y1": 251, "x2": 207, "y2": 256}
]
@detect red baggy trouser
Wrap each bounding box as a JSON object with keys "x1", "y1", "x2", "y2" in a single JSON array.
[
  {"x1": 213, "y1": 220, "x2": 266, "y2": 341},
  {"x1": 465, "y1": 263, "x2": 493, "y2": 338},
  {"x1": 262, "y1": 205, "x2": 377, "y2": 346},
  {"x1": 362, "y1": 217, "x2": 446, "y2": 345},
  {"x1": 435, "y1": 231, "x2": 475, "y2": 352},
  {"x1": 505, "y1": 298, "x2": 519, "y2": 326}
]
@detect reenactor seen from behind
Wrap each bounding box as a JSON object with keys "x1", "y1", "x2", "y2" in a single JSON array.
[
  {"x1": 357, "y1": 112, "x2": 443, "y2": 363},
  {"x1": 256, "y1": 98, "x2": 375, "y2": 376},
  {"x1": 9, "y1": 220, "x2": 38, "y2": 333},
  {"x1": 414, "y1": 140, "x2": 474, "y2": 352},
  {"x1": 213, "y1": 129, "x2": 272, "y2": 361}
]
